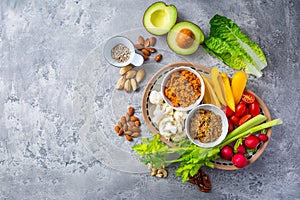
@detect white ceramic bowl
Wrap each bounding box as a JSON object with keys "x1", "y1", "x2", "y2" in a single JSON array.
[
  {"x1": 161, "y1": 66, "x2": 205, "y2": 111},
  {"x1": 103, "y1": 36, "x2": 144, "y2": 67},
  {"x1": 185, "y1": 104, "x2": 228, "y2": 148}
]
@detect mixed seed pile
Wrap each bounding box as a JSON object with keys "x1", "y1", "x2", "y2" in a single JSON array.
[{"x1": 111, "y1": 44, "x2": 131, "y2": 63}]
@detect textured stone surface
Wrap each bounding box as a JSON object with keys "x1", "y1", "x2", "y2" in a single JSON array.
[{"x1": 1, "y1": 0, "x2": 299, "y2": 199}]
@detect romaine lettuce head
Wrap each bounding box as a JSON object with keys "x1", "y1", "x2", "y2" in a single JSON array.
[{"x1": 204, "y1": 14, "x2": 267, "y2": 78}]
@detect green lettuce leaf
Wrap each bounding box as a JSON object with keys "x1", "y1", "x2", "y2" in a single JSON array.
[{"x1": 203, "y1": 14, "x2": 267, "y2": 78}]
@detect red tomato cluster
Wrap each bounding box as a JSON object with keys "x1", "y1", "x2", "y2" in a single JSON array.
[{"x1": 222, "y1": 91, "x2": 261, "y2": 132}]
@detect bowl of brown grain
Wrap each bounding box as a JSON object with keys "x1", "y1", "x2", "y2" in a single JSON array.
[{"x1": 161, "y1": 66, "x2": 205, "y2": 112}]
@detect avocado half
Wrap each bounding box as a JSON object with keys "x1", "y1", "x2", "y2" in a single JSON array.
[
  {"x1": 167, "y1": 21, "x2": 205, "y2": 55},
  {"x1": 143, "y1": 2, "x2": 177, "y2": 35}
]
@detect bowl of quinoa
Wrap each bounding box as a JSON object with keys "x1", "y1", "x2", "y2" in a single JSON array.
[{"x1": 185, "y1": 104, "x2": 228, "y2": 148}]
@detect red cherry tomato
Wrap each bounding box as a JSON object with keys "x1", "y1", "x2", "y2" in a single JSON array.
[
  {"x1": 244, "y1": 107, "x2": 250, "y2": 115},
  {"x1": 241, "y1": 91, "x2": 256, "y2": 104},
  {"x1": 238, "y1": 114, "x2": 252, "y2": 126},
  {"x1": 228, "y1": 119, "x2": 234, "y2": 133},
  {"x1": 249, "y1": 100, "x2": 261, "y2": 117},
  {"x1": 230, "y1": 115, "x2": 240, "y2": 127},
  {"x1": 235, "y1": 103, "x2": 246, "y2": 117},
  {"x1": 222, "y1": 106, "x2": 234, "y2": 117}
]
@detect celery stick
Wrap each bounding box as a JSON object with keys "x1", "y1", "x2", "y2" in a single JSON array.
[
  {"x1": 223, "y1": 114, "x2": 267, "y2": 144},
  {"x1": 219, "y1": 118, "x2": 282, "y2": 148}
]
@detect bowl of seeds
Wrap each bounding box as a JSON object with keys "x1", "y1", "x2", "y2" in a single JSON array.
[{"x1": 104, "y1": 36, "x2": 144, "y2": 67}]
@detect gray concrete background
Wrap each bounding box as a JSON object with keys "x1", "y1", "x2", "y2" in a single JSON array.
[{"x1": 1, "y1": 0, "x2": 299, "y2": 199}]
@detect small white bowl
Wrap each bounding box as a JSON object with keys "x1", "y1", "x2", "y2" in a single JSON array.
[
  {"x1": 103, "y1": 36, "x2": 144, "y2": 68},
  {"x1": 161, "y1": 66, "x2": 205, "y2": 112},
  {"x1": 185, "y1": 104, "x2": 228, "y2": 148}
]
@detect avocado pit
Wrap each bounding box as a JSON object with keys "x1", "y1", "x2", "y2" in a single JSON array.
[{"x1": 176, "y1": 28, "x2": 195, "y2": 49}]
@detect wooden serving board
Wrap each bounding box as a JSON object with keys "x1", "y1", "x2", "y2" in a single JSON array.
[{"x1": 141, "y1": 62, "x2": 272, "y2": 170}]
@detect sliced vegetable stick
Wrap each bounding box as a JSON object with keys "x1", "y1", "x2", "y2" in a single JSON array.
[
  {"x1": 211, "y1": 67, "x2": 226, "y2": 106},
  {"x1": 202, "y1": 80, "x2": 212, "y2": 104},
  {"x1": 218, "y1": 75, "x2": 227, "y2": 106},
  {"x1": 231, "y1": 71, "x2": 248, "y2": 104},
  {"x1": 221, "y1": 72, "x2": 235, "y2": 111},
  {"x1": 201, "y1": 74, "x2": 221, "y2": 107}
]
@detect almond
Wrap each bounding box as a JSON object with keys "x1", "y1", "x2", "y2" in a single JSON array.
[
  {"x1": 125, "y1": 134, "x2": 132, "y2": 141},
  {"x1": 124, "y1": 131, "x2": 132, "y2": 135},
  {"x1": 130, "y1": 116, "x2": 139, "y2": 122},
  {"x1": 118, "y1": 121, "x2": 122, "y2": 128},
  {"x1": 119, "y1": 65, "x2": 133, "y2": 75},
  {"x1": 114, "y1": 125, "x2": 120, "y2": 133},
  {"x1": 144, "y1": 38, "x2": 150, "y2": 47},
  {"x1": 143, "y1": 55, "x2": 149, "y2": 61},
  {"x1": 138, "y1": 36, "x2": 144, "y2": 45},
  {"x1": 136, "y1": 69, "x2": 145, "y2": 83},
  {"x1": 116, "y1": 75, "x2": 126, "y2": 90},
  {"x1": 123, "y1": 123, "x2": 128, "y2": 131},
  {"x1": 146, "y1": 47, "x2": 156, "y2": 53},
  {"x1": 124, "y1": 79, "x2": 131, "y2": 93},
  {"x1": 128, "y1": 121, "x2": 135, "y2": 127},
  {"x1": 125, "y1": 113, "x2": 130, "y2": 121},
  {"x1": 141, "y1": 49, "x2": 150, "y2": 56},
  {"x1": 125, "y1": 70, "x2": 137, "y2": 79},
  {"x1": 118, "y1": 129, "x2": 124, "y2": 136},
  {"x1": 128, "y1": 107, "x2": 135, "y2": 116},
  {"x1": 131, "y1": 132, "x2": 140, "y2": 138},
  {"x1": 154, "y1": 54, "x2": 162, "y2": 62},
  {"x1": 130, "y1": 78, "x2": 137, "y2": 91},
  {"x1": 134, "y1": 44, "x2": 143, "y2": 50},
  {"x1": 149, "y1": 37, "x2": 156, "y2": 46},
  {"x1": 121, "y1": 116, "x2": 126, "y2": 125},
  {"x1": 135, "y1": 120, "x2": 141, "y2": 127},
  {"x1": 128, "y1": 126, "x2": 140, "y2": 133}
]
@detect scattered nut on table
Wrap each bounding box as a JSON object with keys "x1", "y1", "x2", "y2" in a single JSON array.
[
  {"x1": 148, "y1": 164, "x2": 168, "y2": 178},
  {"x1": 114, "y1": 106, "x2": 141, "y2": 142},
  {"x1": 116, "y1": 66, "x2": 145, "y2": 93}
]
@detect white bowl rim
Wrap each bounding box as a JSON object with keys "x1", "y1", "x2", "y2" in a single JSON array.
[
  {"x1": 185, "y1": 104, "x2": 228, "y2": 148},
  {"x1": 160, "y1": 66, "x2": 205, "y2": 112}
]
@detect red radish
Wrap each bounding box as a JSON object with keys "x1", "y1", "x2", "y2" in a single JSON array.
[
  {"x1": 232, "y1": 153, "x2": 248, "y2": 168},
  {"x1": 244, "y1": 135, "x2": 260, "y2": 149},
  {"x1": 258, "y1": 134, "x2": 268, "y2": 142},
  {"x1": 222, "y1": 106, "x2": 234, "y2": 117},
  {"x1": 244, "y1": 107, "x2": 250, "y2": 115},
  {"x1": 220, "y1": 145, "x2": 233, "y2": 160},
  {"x1": 237, "y1": 145, "x2": 246, "y2": 154}
]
